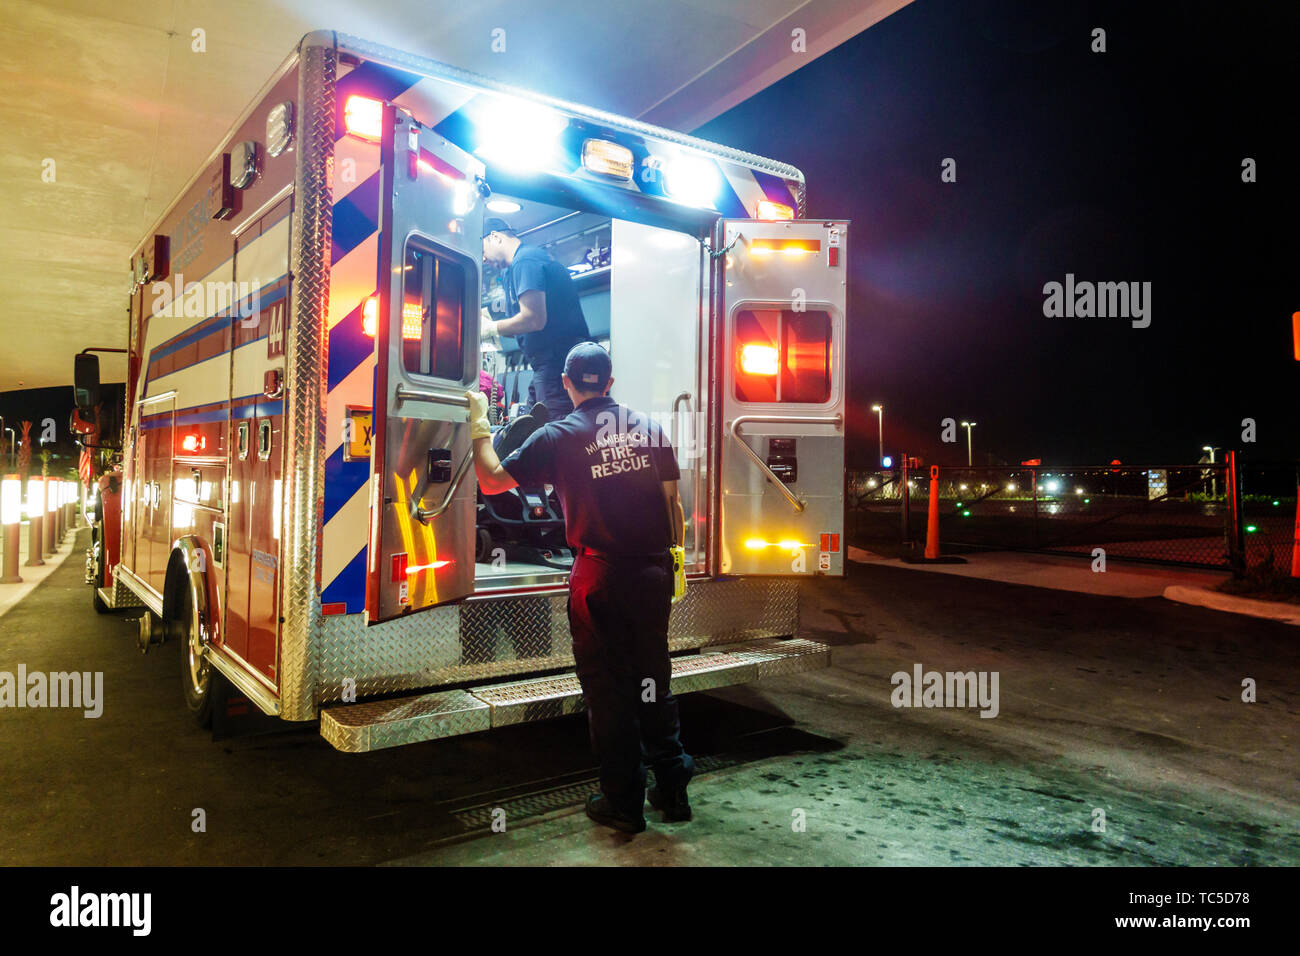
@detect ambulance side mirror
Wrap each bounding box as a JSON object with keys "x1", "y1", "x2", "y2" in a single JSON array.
[{"x1": 74, "y1": 353, "x2": 101, "y2": 412}]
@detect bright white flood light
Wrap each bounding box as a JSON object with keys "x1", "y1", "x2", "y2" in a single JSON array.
[
  {"x1": 663, "y1": 154, "x2": 721, "y2": 208},
  {"x1": 474, "y1": 98, "x2": 567, "y2": 172}
]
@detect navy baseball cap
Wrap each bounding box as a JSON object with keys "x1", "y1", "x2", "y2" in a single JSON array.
[
  {"x1": 482, "y1": 216, "x2": 515, "y2": 237},
  {"x1": 563, "y1": 342, "x2": 612, "y2": 392}
]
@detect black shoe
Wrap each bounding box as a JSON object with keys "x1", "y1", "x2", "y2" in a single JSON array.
[
  {"x1": 585, "y1": 793, "x2": 646, "y2": 833},
  {"x1": 647, "y1": 785, "x2": 692, "y2": 822}
]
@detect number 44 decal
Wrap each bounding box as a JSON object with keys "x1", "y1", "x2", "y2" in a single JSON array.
[{"x1": 267, "y1": 300, "x2": 288, "y2": 359}]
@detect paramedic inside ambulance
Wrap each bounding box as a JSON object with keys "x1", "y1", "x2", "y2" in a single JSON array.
[
  {"x1": 481, "y1": 217, "x2": 592, "y2": 418},
  {"x1": 464, "y1": 343, "x2": 694, "y2": 833}
]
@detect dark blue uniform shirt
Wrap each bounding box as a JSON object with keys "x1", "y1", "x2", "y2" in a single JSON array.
[
  {"x1": 500, "y1": 396, "x2": 681, "y2": 556},
  {"x1": 505, "y1": 244, "x2": 591, "y2": 364}
]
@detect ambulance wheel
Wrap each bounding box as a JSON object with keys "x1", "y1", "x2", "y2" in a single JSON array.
[
  {"x1": 177, "y1": 586, "x2": 214, "y2": 729},
  {"x1": 91, "y1": 532, "x2": 110, "y2": 614}
]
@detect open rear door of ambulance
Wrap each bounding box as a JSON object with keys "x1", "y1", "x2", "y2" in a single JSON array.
[
  {"x1": 366, "y1": 107, "x2": 486, "y2": 623},
  {"x1": 715, "y1": 219, "x2": 848, "y2": 577}
]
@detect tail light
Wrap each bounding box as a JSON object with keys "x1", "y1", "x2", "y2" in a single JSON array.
[
  {"x1": 740, "y1": 344, "x2": 779, "y2": 376},
  {"x1": 401, "y1": 302, "x2": 423, "y2": 341}
]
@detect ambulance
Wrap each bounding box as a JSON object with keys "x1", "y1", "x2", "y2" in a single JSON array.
[{"x1": 74, "y1": 31, "x2": 847, "y2": 751}]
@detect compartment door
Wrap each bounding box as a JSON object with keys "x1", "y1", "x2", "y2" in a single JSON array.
[
  {"x1": 365, "y1": 108, "x2": 486, "y2": 622},
  {"x1": 716, "y1": 219, "x2": 848, "y2": 576}
]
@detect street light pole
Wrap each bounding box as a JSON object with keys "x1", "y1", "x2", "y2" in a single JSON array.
[
  {"x1": 961, "y1": 421, "x2": 977, "y2": 467},
  {"x1": 1202, "y1": 445, "x2": 1221, "y2": 498},
  {"x1": 871, "y1": 404, "x2": 884, "y2": 465}
]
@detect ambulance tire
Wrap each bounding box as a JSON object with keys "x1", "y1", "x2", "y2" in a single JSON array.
[
  {"x1": 91, "y1": 527, "x2": 110, "y2": 614},
  {"x1": 176, "y1": 585, "x2": 215, "y2": 730}
]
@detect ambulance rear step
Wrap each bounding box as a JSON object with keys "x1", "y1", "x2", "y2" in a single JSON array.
[{"x1": 320, "y1": 637, "x2": 831, "y2": 753}]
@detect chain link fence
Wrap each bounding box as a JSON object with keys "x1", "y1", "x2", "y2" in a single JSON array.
[{"x1": 849, "y1": 459, "x2": 1297, "y2": 573}]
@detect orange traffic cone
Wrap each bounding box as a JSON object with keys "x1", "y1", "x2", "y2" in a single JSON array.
[{"x1": 925, "y1": 465, "x2": 941, "y2": 560}]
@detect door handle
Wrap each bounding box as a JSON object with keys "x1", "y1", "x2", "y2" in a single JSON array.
[
  {"x1": 411, "y1": 449, "x2": 474, "y2": 523},
  {"x1": 394, "y1": 384, "x2": 471, "y2": 412},
  {"x1": 671, "y1": 391, "x2": 691, "y2": 453},
  {"x1": 728, "y1": 414, "x2": 842, "y2": 514}
]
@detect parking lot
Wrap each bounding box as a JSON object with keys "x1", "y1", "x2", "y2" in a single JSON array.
[{"x1": 2, "y1": 527, "x2": 1295, "y2": 866}]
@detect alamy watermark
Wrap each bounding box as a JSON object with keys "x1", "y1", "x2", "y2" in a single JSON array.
[
  {"x1": 891, "y1": 663, "x2": 999, "y2": 718},
  {"x1": 148, "y1": 274, "x2": 264, "y2": 324},
  {"x1": 49, "y1": 886, "x2": 150, "y2": 935},
  {"x1": 0, "y1": 666, "x2": 103, "y2": 718},
  {"x1": 1042, "y1": 273, "x2": 1151, "y2": 328}
]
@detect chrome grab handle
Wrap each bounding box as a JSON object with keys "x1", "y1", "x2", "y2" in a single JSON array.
[
  {"x1": 728, "y1": 414, "x2": 843, "y2": 514},
  {"x1": 671, "y1": 391, "x2": 692, "y2": 451},
  {"x1": 394, "y1": 384, "x2": 471, "y2": 412},
  {"x1": 412, "y1": 449, "x2": 475, "y2": 523}
]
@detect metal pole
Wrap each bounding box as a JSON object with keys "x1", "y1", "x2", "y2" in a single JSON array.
[
  {"x1": 1226, "y1": 450, "x2": 1245, "y2": 573},
  {"x1": 1030, "y1": 468, "x2": 1039, "y2": 549},
  {"x1": 900, "y1": 454, "x2": 911, "y2": 546},
  {"x1": 966, "y1": 427, "x2": 972, "y2": 467}
]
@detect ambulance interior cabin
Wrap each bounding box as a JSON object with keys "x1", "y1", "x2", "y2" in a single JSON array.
[{"x1": 473, "y1": 191, "x2": 706, "y2": 592}]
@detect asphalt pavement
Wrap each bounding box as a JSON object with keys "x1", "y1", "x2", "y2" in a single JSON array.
[{"x1": 1, "y1": 528, "x2": 1296, "y2": 865}]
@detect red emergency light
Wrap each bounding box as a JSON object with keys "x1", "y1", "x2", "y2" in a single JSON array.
[
  {"x1": 362, "y1": 296, "x2": 379, "y2": 337},
  {"x1": 344, "y1": 96, "x2": 384, "y2": 141},
  {"x1": 740, "y1": 343, "x2": 779, "y2": 376},
  {"x1": 181, "y1": 434, "x2": 207, "y2": 452},
  {"x1": 755, "y1": 200, "x2": 794, "y2": 221}
]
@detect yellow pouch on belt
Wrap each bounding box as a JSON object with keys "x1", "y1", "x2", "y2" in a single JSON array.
[{"x1": 670, "y1": 546, "x2": 686, "y2": 603}]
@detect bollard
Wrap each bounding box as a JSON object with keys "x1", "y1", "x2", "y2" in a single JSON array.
[
  {"x1": 924, "y1": 465, "x2": 941, "y2": 560},
  {"x1": 1, "y1": 475, "x2": 21, "y2": 583},
  {"x1": 25, "y1": 478, "x2": 44, "y2": 567},
  {"x1": 44, "y1": 477, "x2": 58, "y2": 557},
  {"x1": 52, "y1": 479, "x2": 63, "y2": 543}
]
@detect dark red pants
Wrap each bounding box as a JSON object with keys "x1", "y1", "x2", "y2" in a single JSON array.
[{"x1": 567, "y1": 550, "x2": 693, "y2": 817}]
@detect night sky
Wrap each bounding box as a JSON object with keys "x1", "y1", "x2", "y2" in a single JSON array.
[{"x1": 696, "y1": 0, "x2": 1299, "y2": 469}]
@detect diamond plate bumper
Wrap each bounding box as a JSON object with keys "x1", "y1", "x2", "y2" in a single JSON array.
[{"x1": 319, "y1": 636, "x2": 830, "y2": 752}]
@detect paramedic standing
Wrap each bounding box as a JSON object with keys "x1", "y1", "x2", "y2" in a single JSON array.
[
  {"x1": 465, "y1": 343, "x2": 694, "y2": 833},
  {"x1": 481, "y1": 217, "x2": 591, "y2": 418}
]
